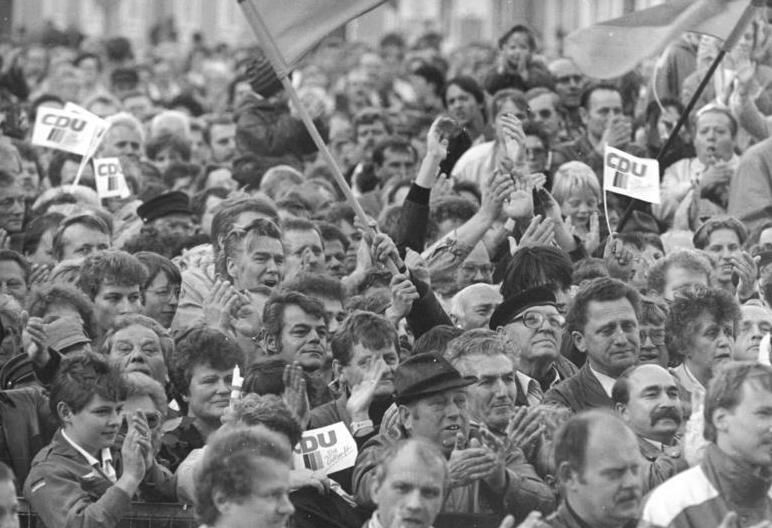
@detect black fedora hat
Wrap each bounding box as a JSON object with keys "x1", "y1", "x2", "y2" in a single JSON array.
[
  {"x1": 394, "y1": 353, "x2": 476, "y2": 405},
  {"x1": 137, "y1": 191, "x2": 192, "y2": 223},
  {"x1": 489, "y1": 285, "x2": 556, "y2": 330}
]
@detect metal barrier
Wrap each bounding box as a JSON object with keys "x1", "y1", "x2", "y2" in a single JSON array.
[{"x1": 18, "y1": 498, "x2": 196, "y2": 528}]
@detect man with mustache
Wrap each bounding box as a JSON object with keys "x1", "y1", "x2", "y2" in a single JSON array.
[
  {"x1": 544, "y1": 278, "x2": 641, "y2": 413},
  {"x1": 612, "y1": 364, "x2": 688, "y2": 494},
  {"x1": 543, "y1": 410, "x2": 642, "y2": 528},
  {"x1": 353, "y1": 353, "x2": 531, "y2": 520},
  {"x1": 667, "y1": 286, "x2": 741, "y2": 400},
  {"x1": 643, "y1": 362, "x2": 772, "y2": 528}
]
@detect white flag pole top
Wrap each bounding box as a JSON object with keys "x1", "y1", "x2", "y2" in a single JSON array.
[
  {"x1": 231, "y1": 365, "x2": 243, "y2": 402},
  {"x1": 238, "y1": 0, "x2": 397, "y2": 273}
]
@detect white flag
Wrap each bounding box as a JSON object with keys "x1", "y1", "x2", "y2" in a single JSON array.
[
  {"x1": 31, "y1": 107, "x2": 102, "y2": 156},
  {"x1": 603, "y1": 145, "x2": 660, "y2": 204},
  {"x1": 93, "y1": 158, "x2": 131, "y2": 200}
]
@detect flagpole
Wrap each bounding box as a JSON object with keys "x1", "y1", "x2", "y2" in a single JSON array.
[
  {"x1": 616, "y1": 0, "x2": 760, "y2": 232},
  {"x1": 237, "y1": 0, "x2": 389, "y2": 250}
]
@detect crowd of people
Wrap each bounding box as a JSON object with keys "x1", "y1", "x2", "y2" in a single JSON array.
[{"x1": 0, "y1": 8, "x2": 771, "y2": 528}]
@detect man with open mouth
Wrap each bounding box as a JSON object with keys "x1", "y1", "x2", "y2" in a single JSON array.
[{"x1": 353, "y1": 353, "x2": 538, "y2": 521}]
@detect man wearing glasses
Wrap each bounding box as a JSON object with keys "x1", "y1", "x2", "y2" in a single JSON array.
[
  {"x1": 491, "y1": 285, "x2": 575, "y2": 393},
  {"x1": 543, "y1": 277, "x2": 641, "y2": 413}
]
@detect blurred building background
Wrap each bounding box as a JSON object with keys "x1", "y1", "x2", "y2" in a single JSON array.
[{"x1": 2, "y1": 0, "x2": 665, "y2": 55}]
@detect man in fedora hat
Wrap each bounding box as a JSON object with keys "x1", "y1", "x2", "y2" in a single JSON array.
[{"x1": 352, "y1": 353, "x2": 545, "y2": 520}]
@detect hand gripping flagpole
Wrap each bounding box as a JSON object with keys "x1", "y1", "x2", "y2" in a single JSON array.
[
  {"x1": 237, "y1": 0, "x2": 401, "y2": 273},
  {"x1": 616, "y1": 0, "x2": 761, "y2": 232}
]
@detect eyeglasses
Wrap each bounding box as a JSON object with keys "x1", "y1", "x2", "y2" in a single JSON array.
[
  {"x1": 639, "y1": 328, "x2": 666, "y2": 345},
  {"x1": 512, "y1": 310, "x2": 566, "y2": 330}
]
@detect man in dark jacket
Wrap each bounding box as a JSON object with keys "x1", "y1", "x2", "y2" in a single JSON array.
[
  {"x1": 543, "y1": 277, "x2": 640, "y2": 413},
  {"x1": 235, "y1": 55, "x2": 328, "y2": 174}
]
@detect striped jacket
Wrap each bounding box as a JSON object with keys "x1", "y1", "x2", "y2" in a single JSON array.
[{"x1": 642, "y1": 443, "x2": 772, "y2": 528}]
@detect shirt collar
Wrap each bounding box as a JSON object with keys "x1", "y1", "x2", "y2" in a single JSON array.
[
  {"x1": 61, "y1": 430, "x2": 113, "y2": 468},
  {"x1": 588, "y1": 364, "x2": 616, "y2": 397}
]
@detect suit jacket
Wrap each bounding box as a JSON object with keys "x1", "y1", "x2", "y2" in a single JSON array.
[
  {"x1": 542, "y1": 363, "x2": 613, "y2": 413},
  {"x1": 638, "y1": 435, "x2": 689, "y2": 495},
  {"x1": 24, "y1": 430, "x2": 176, "y2": 528}
]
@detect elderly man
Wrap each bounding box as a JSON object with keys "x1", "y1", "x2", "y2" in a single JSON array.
[
  {"x1": 443, "y1": 330, "x2": 556, "y2": 513},
  {"x1": 52, "y1": 214, "x2": 112, "y2": 263},
  {"x1": 492, "y1": 286, "x2": 578, "y2": 393},
  {"x1": 613, "y1": 364, "x2": 689, "y2": 494},
  {"x1": 545, "y1": 410, "x2": 642, "y2": 528},
  {"x1": 353, "y1": 353, "x2": 539, "y2": 521},
  {"x1": 643, "y1": 362, "x2": 772, "y2": 528},
  {"x1": 449, "y1": 283, "x2": 502, "y2": 331},
  {"x1": 544, "y1": 278, "x2": 641, "y2": 412},
  {"x1": 548, "y1": 58, "x2": 586, "y2": 140},
  {"x1": 733, "y1": 300, "x2": 772, "y2": 362},
  {"x1": 667, "y1": 286, "x2": 741, "y2": 399}
]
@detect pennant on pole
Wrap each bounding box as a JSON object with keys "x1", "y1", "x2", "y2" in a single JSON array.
[
  {"x1": 93, "y1": 158, "x2": 131, "y2": 200},
  {"x1": 603, "y1": 145, "x2": 660, "y2": 205}
]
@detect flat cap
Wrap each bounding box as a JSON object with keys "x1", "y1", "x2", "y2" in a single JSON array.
[
  {"x1": 394, "y1": 353, "x2": 476, "y2": 405},
  {"x1": 137, "y1": 191, "x2": 192, "y2": 223}
]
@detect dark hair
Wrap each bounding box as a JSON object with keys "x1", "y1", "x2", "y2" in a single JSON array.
[
  {"x1": 27, "y1": 283, "x2": 98, "y2": 339},
  {"x1": 430, "y1": 196, "x2": 477, "y2": 227},
  {"x1": 316, "y1": 221, "x2": 349, "y2": 251},
  {"x1": 52, "y1": 214, "x2": 111, "y2": 262},
  {"x1": 692, "y1": 216, "x2": 748, "y2": 250},
  {"x1": 284, "y1": 273, "x2": 344, "y2": 302},
  {"x1": 331, "y1": 311, "x2": 399, "y2": 366},
  {"x1": 243, "y1": 357, "x2": 288, "y2": 396},
  {"x1": 77, "y1": 250, "x2": 148, "y2": 301},
  {"x1": 640, "y1": 295, "x2": 668, "y2": 327},
  {"x1": 73, "y1": 52, "x2": 102, "y2": 71},
  {"x1": 12, "y1": 140, "x2": 43, "y2": 178},
  {"x1": 523, "y1": 121, "x2": 551, "y2": 151},
  {"x1": 229, "y1": 393, "x2": 302, "y2": 446},
  {"x1": 191, "y1": 187, "x2": 230, "y2": 218},
  {"x1": 146, "y1": 132, "x2": 192, "y2": 163},
  {"x1": 572, "y1": 257, "x2": 609, "y2": 286},
  {"x1": 410, "y1": 325, "x2": 464, "y2": 358},
  {"x1": 46, "y1": 152, "x2": 81, "y2": 187},
  {"x1": 566, "y1": 277, "x2": 641, "y2": 334},
  {"x1": 554, "y1": 409, "x2": 623, "y2": 476},
  {"x1": 501, "y1": 246, "x2": 573, "y2": 298},
  {"x1": 412, "y1": 64, "x2": 445, "y2": 97},
  {"x1": 443, "y1": 76, "x2": 485, "y2": 108},
  {"x1": 665, "y1": 285, "x2": 740, "y2": 363},
  {"x1": 452, "y1": 181, "x2": 482, "y2": 205},
  {"x1": 498, "y1": 24, "x2": 537, "y2": 50},
  {"x1": 134, "y1": 251, "x2": 182, "y2": 290},
  {"x1": 0, "y1": 250, "x2": 30, "y2": 285},
  {"x1": 195, "y1": 426, "x2": 292, "y2": 526},
  {"x1": 49, "y1": 352, "x2": 127, "y2": 424},
  {"x1": 353, "y1": 108, "x2": 392, "y2": 137},
  {"x1": 704, "y1": 361, "x2": 772, "y2": 442},
  {"x1": 262, "y1": 291, "x2": 327, "y2": 345},
  {"x1": 170, "y1": 326, "x2": 244, "y2": 397},
  {"x1": 580, "y1": 83, "x2": 622, "y2": 111},
  {"x1": 372, "y1": 136, "x2": 418, "y2": 168},
  {"x1": 324, "y1": 203, "x2": 356, "y2": 227},
  {"x1": 22, "y1": 212, "x2": 65, "y2": 258},
  {"x1": 161, "y1": 162, "x2": 200, "y2": 190},
  {"x1": 490, "y1": 88, "x2": 529, "y2": 119}
]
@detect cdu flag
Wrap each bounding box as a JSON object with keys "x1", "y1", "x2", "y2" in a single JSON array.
[{"x1": 604, "y1": 145, "x2": 661, "y2": 204}]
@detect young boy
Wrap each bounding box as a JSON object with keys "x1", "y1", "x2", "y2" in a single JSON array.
[{"x1": 24, "y1": 353, "x2": 174, "y2": 528}]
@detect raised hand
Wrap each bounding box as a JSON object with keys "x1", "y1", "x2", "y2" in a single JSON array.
[
  {"x1": 346, "y1": 358, "x2": 388, "y2": 423},
  {"x1": 482, "y1": 171, "x2": 516, "y2": 222},
  {"x1": 283, "y1": 362, "x2": 310, "y2": 428},
  {"x1": 386, "y1": 273, "x2": 419, "y2": 323},
  {"x1": 448, "y1": 433, "x2": 499, "y2": 488},
  {"x1": 519, "y1": 215, "x2": 555, "y2": 248},
  {"x1": 505, "y1": 407, "x2": 543, "y2": 452}
]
